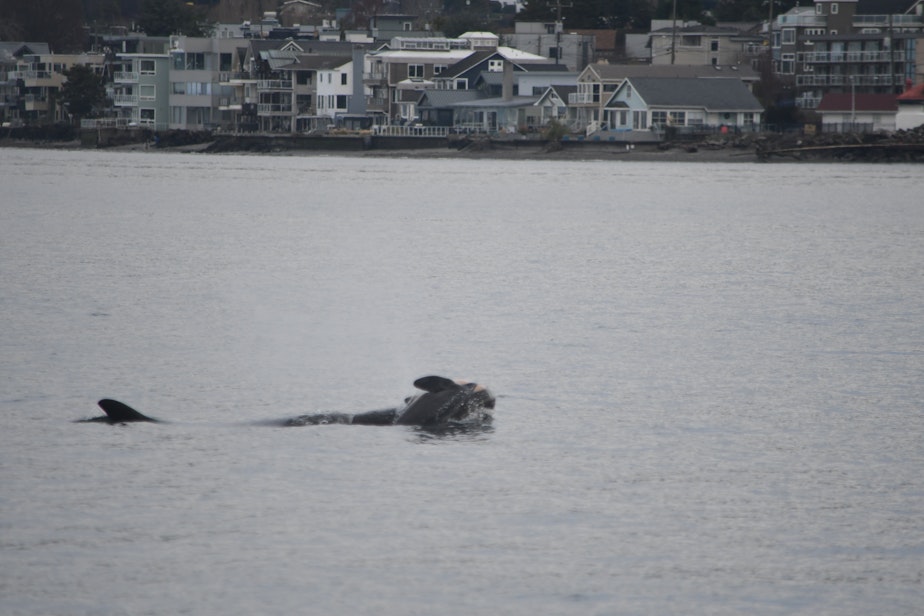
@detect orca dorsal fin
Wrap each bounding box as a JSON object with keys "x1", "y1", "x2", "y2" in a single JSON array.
[
  {"x1": 413, "y1": 376, "x2": 461, "y2": 394},
  {"x1": 97, "y1": 399, "x2": 159, "y2": 423}
]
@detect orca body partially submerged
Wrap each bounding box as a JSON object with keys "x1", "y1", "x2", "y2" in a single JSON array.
[{"x1": 87, "y1": 376, "x2": 495, "y2": 428}]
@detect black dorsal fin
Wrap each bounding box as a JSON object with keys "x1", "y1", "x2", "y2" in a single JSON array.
[
  {"x1": 413, "y1": 376, "x2": 461, "y2": 394},
  {"x1": 97, "y1": 399, "x2": 159, "y2": 423}
]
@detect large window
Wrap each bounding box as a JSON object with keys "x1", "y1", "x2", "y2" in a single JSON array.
[
  {"x1": 782, "y1": 29, "x2": 795, "y2": 45},
  {"x1": 140, "y1": 59, "x2": 156, "y2": 75},
  {"x1": 174, "y1": 52, "x2": 205, "y2": 70},
  {"x1": 681, "y1": 35, "x2": 702, "y2": 47},
  {"x1": 408, "y1": 64, "x2": 424, "y2": 78},
  {"x1": 139, "y1": 84, "x2": 155, "y2": 101},
  {"x1": 651, "y1": 110, "x2": 667, "y2": 127}
]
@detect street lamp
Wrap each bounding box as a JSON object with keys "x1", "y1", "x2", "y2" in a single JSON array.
[{"x1": 849, "y1": 75, "x2": 856, "y2": 132}]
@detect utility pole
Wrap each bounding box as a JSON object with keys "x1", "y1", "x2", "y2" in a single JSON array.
[
  {"x1": 671, "y1": 0, "x2": 677, "y2": 65},
  {"x1": 550, "y1": 0, "x2": 572, "y2": 66}
]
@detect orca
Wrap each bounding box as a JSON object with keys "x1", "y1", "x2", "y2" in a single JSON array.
[{"x1": 85, "y1": 376, "x2": 495, "y2": 428}]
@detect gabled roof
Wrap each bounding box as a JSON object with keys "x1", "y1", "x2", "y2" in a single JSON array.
[
  {"x1": 609, "y1": 77, "x2": 763, "y2": 111},
  {"x1": 0, "y1": 42, "x2": 51, "y2": 61},
  {"x1": 816, "y1": 93, "x2": 899, "y2": 113},
  {"x1": 452, "y1": 95, "x2": 540, "y2": 109},
  {"x1": 535, "y1": 84, "x2": 577, "y2": 106}
]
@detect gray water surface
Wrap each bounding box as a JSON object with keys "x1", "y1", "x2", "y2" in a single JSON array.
[{"x1": 2, "y1": 149, "x2": 922, "y2": 615}]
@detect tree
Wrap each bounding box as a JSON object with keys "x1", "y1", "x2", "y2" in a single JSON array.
[
  {"x1": 138, "y1": 0, "x2": 207, "y2": 36},
  {"x1": 60, "y1": 64, "x2": 106, "y2": 125}
]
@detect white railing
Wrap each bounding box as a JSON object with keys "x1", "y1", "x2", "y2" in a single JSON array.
[
  {"x1": 796, "y1": 73, "x2": 905, "y2": 86},
  {"x1": 585, "y1": 120, "x2": 599, "y2": 136},
  {"x1": 113, "y1": 94, "x2": 138, "y2": 105},
  {"x1": 568, "y1": 92, "x2": 596, "y2": 105},
  {"x1": 372, "y1": 125, "x2": 449, "y2": 137},
  {"x1": 257, "y1": 103, "x2": 292, "y2": 114},
  {"x1": 803, "y1": 51, "x2": 904, "y2": 63},
  {"x1": 81, "y1": 117, "x2": 132, "y2": 128},
  {"x1": 257, "y1": 80, "x2": 292, "y2": 90},
  {"x1": 114, "y1": 71, "x2": 139, "y2": 82}
]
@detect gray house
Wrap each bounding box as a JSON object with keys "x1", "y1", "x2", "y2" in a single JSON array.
[{"x1": 603, "y1": 77, "x2": 764, "y2": 133}]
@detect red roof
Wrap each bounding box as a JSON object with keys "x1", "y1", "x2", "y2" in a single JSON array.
[
  {"x1": 816, "y1": 93, "x2": 898, "y2": 113},
  {"x1": 897, "y1": 83, "x2": 924, "y2": 102}
]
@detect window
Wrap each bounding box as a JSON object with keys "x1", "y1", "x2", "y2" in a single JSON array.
[
  {"x1": 403, "y1": 22, "x2": 411, "y2": 31},
  {"x1": 548, "y1": 47, "x2": 561, "y2": 60},
  {"x1": 681, "y1": 35, "x2": 702, "y2": 47},
  {"x1": 710, "y1": 39, "x2": 719, "y2": 52},
  {"x1": 816, "y1": 3, "x2": 823, "y2": 14},
  {"x1": 831, "y1": 3, "x2": 838, "y2": 14},
  {"x1": 626, "y1": 84, "x2": 632, "y2": 99},
  {"x1": 434, "y1": 65, "x2": 447, "y2": 75},
  {"x1": 220, "y1": 53, "x2": 232, "y2": 72},
  {"x1": 668, "y1": 111, "x2": 685, "y2": 125},
  {"x1": 172, "y1": 82, "x2": 185, "y2": 94},
  {"x1": 341, "y1": 72, "x2": 348, "y2": 85},
  {"x1": 651, "y1": 110, "x2": 667, "y2": 127},
  {"x1": 139, "y1": 84, "x2": 155, "y2": 101},
  {"x1": 140, "y1": 108, "x2": 155, "y2": 122},
  {"x1": 781, "y1": 53, "x2": 795, "y2": 74},
  {"x1": 782, "y1": 29, "x2": 795, "y2": 45},
  {"x1": 632, "y1": 110, "x2": 647, "y2": 129},
  {"x1": 336, "y1": 95, "x2": 347, "y2": 109},
  {"x1": 140, "y1": 59, "x2": 156, "y2": 75},
  {"x1": 408, "y1": 64, "x2": 424, "y2": 78},
  {"x1": 296, "y1": 71, "x2": 311, "y2": 86},
  {"x1": 488, "y1": 59, "x2": 504, "y2": 72}
]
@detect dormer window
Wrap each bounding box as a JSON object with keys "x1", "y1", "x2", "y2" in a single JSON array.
[{"x1": 488, "y1": 59, "x2": 503, "y2": 72}]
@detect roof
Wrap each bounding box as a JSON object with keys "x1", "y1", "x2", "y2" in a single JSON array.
[
  {"x1": 0, "y1": 42, "x2": 51, "y2": 61},
  {"x1": 856, "y1": 0, "x2": 919, "y2": 14},
  {"x1": 453, "y1": 95, "x2": 540, "y2": 109},
  {"x1": 611, "y1": 77, "x2": 764, "y2": 111},
  {"x1": 650, "y1": 24, "x2": 746, "y2": 36},
  {"x1": 286, "y1": 54, "x2": 351, "y2": 70},
  {"x1": 817, "y1": 93, "x2": 899, "y2": 112},
  {"x1": 897, "y1": 83, "x2": 924, "y2": 102},
  {"x1": 417, "y1": 89, "x2": 485, "y2": 108},
  {"x1": 584, "y1": 62, "x2": 759, "y2": 82}
]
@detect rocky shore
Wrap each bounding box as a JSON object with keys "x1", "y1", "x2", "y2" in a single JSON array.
[{"x1": 3, "y1": 125, "x2": 924, "y2": 163}]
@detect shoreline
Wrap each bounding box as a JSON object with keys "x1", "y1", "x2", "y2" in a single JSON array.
[{"x1": 3, "y1": 134, "x2": 923, "y2": 163}]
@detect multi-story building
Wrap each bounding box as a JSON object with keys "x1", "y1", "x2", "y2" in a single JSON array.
[
  {"x1": 772, "y1": 0, "x2": 924, "y2": 109},
  {"x1": 648, "y1": 21, "x2": 761, "y2": 67},
  {"x1": 167, "y1": 35, "x2": 246, "y2": 130},
  {"x1": 500, "y1": 22, "x2": 596, "y2": 71},
  {"x1": 111, "y1": 39, "x2": 172, "y2": 130},
  {"x1": 0, "y1": 42, "x2": 50, "y2": 126},
  {"x1": 9, "y1": 51, "x2": 106, "y2": 125}
]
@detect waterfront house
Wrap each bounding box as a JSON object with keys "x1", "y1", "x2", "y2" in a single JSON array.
[
  {"x1": 602, "y1": 76, "x2": 764, "y2": 133},
  {"x1": 815, "y1": 92, "x2": 899, "y2": 132},
  {"x1": 533, "y1": 84, "x2": 577, "y2": 128},
  {"x1": 0, "y1": 42, "x2": 50, "y2": 126},
  {"x1": 571, "y1": 63, "x2": 760, "y2": 133},
  {"x1": 896, "y1": 82, "x2": 924, "y2": 129}
]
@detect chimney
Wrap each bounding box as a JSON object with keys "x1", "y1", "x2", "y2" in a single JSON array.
[{"x1": 502, "y1": 60, "x2": 513, "y2": 101}]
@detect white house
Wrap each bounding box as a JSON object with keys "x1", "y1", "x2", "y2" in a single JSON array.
[{"x1": 603, "y1": 76, "x2": 763, "y2": 132}]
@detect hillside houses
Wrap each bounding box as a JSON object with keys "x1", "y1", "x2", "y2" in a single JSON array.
[{"x1": 4, "y1": 0, "x2": 924, "y2": 137}]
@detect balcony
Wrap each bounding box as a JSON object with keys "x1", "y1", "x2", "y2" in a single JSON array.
[
  {"x1": 257, "y1": 79, "x2": 292, "y2": 90},
  {"x1": 363, "y1": 71, "x2": 387, "y2": 85},
  {"x1": 114, "y1": 71, "x2": 139, "y2": 83},
  {"x1": 776, "y1": 14, "x2": 825, "y2": 27},
  {"x1": 257, "y1": 103, "x2": 292, "y2": 115},
  {"x1": 365, "y1": 96, "x2": 388, "y2": 111},
  {"x1": 803, "y1": 51, "x2": 904, "y2": 64},
  {"x1": 796, "y1": 73, "x2": 905, "y2": 87},
  {"x1": 854, "y1": 14, "x2": 924, "y2": 27},
  {"x1": 568, "y1": 92, "x2": 597, "y2": 105},
  {"x1": 113, "y1": 94, "x2": 138, "y2": 106}
]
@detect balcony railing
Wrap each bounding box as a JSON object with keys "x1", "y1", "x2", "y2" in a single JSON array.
[
  {"x1": 257, "y1": 103, "x2": 292, "y2": 114},
  {"x1": 113, "y1": 94, "x2": 138, "y2": 106},
  {"x1": 803, "y1": 51, "x2": 904, "y2": 64},
  {"x1": 568, "y1": 92, "x2": 597, "y2": 105},
  {"x1": 372, "y1": 125, "x2": 449, "y2": 137},
  {"x1": 114, "y1": 71, "x2": 139, "y2": 82},
  {"x1": 365, "y1": 96, "x2": 388, "y2": 111},
  {"x1": 854, "y1": 14, "x2": 923, "y2": 27},
  {"x1": 796, "y1": 73, "x2": 905, "y2": 86},
  {"x1": 257, "y1": 80, "x2": 292, "y2": 90}
]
